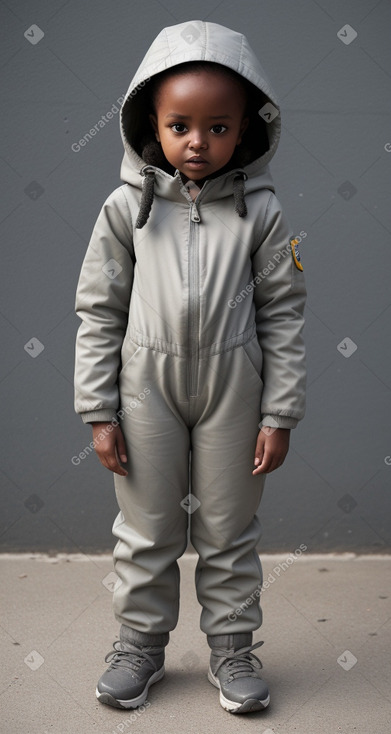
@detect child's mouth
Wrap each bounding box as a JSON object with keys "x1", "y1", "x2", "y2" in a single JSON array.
[{"x1": 186, "y1": 158, "x2": 208, "y2": 168}]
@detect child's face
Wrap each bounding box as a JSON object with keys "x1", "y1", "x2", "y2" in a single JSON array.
[{"x1": 149, "y1": 69, "x2": 249, "y2": 182}]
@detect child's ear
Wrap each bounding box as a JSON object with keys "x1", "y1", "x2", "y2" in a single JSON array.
[
  {"x1": 237, "y1": 116, "x2": 249, "y2": 145},
  {"x1": 149, "y1": 113, "x2": 160, "y2": 142}
]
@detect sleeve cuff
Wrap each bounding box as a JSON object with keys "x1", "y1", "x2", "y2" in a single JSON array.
[
  {"x1": 259, "y1": 414, "x2": 298, "y2": 430},
  {"x1": 80, "y1": 410, "x2": 118, "y2": 424}
]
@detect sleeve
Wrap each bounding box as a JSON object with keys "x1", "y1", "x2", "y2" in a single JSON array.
[
  {"x1": 74, "y1": 187, "x2": 135, "y2": 424},
  {"x1": 251, "y1": 192, "x2": 307, "y2": 430}
]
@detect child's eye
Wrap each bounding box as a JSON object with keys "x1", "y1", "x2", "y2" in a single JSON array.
[
  {"x1": 210, "y1": 125, "x2": 227, "y2": 135},
  {"x1": 171, "y1": 123, "x2": 187, "y2": 133}
]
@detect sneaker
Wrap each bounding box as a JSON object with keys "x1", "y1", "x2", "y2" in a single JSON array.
[
  {"x1": 96, "y1": 639, "x2": 165, "y2": 709},
  {"x1": 208, "y1": 640, "x2": 270, "y2": 713}
]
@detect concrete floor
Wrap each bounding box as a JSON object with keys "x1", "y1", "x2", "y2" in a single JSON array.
[{"x1": 1, "y1": 553, "x2": 391, "y2": 734}]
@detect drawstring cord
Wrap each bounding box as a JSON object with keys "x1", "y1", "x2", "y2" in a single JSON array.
[
  {"x1": 233, "y1": 172, "x2": 248, "y2": 218},
  {"x1": 135, "y1": 167, "x2": 156, "y2": 229},
  {"x1": 135, "y1": 167, "x2": 248, "y2": 229}
]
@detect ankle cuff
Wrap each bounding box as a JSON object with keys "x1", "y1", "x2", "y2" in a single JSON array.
[
  {"x1": 120, "y1": 624, "x2": 169, "y2": 648},
  {"x1": 207, "y1": 632, "x2": 252, "y2": 650}
]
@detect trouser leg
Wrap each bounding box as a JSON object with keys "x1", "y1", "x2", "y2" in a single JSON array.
[
  {"x1": 190, "y1": 343, "x2": 266, "y2": 635},
  {"x1": 112, "y1": 348, "x2": 190, "y2": 634}
]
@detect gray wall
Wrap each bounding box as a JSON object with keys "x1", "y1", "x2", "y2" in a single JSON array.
[{"x1": 1, "y1": 0, "x2": 390, "y2": 553}]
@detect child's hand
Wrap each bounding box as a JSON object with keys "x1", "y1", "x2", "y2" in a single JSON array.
[
  {"x1": 91, "y1": 422, "x2": 128, "y2": 476},
  {"x1": 252, "y1": 427, "x2": 291, "y2": 475}
]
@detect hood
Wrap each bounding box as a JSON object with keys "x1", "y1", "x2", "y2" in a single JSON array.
[{"x1": 119, "y1": 20, "x2": 281, "y2": 227}]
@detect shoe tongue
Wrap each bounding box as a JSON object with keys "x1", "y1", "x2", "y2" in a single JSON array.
[
  {"x1": 227, "y1": 652, "x2": 259, "y2": 678},
  {"x1": 140, "y1": 645, "x2": 164, "y2": 654},
  {"x1": 121, "y1": 641, "x2": 163, "y2": 657}
]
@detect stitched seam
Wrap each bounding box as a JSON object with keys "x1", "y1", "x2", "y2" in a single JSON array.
[
  {"x1": 259, "y1": 191, "x2": 273, "y2": 243},
  {"x1": 239, "y1": 34, "x2": 244, "y2": 69},
  {"x1": 199, "y1": 325, "x2": 257, "y2": 358},
  {"x1": 120, "y1": 186, "x2": 136, "y2": 262},
  {"x1": 128, "y1": 325, "x2": 256, "y2": 358},
  {"x1": 202, "y1": 21, "x2": 207, "y2": 60},
  {"x1": 120, "y1": 185, "x2": 133, "y2": 229}
]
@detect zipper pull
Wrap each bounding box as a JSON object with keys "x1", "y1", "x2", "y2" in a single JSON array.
[{"x1": 191, "y1": 204, "x2": 201, "y2": 223}]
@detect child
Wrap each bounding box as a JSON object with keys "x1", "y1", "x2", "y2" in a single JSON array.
[{"x1": 74, "y1": 19, "x2": 306, "y2": 714}]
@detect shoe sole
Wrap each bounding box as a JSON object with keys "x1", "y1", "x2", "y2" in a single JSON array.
[
  {"x1": 207, "y1": 667, "x2": 270, "y2": 714},
  {"x1": 96, "y1": 665, "x2": 165, "y2": 709}
]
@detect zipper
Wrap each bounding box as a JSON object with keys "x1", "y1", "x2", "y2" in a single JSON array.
[{"x1": 188, "y1": 202, "x2": 201, "y2": 398}]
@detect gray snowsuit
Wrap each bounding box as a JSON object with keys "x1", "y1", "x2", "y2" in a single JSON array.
[{"x1": 74, "y1": 20, "x2": 306, "y2": 636}]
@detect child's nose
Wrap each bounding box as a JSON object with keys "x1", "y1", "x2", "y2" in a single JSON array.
[{"x1": 189, "y1": 132, "x2": 207, "y2": 149}]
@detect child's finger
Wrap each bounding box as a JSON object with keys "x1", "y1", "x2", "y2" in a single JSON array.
[
  {"x1": 97, "y1": 446, "x2": 128, "y2": 476},
  {"x1": 113, "y1": 445, "x2": 128, "y2": 475},
  {"x1": 253, "y1": 462, "x2": 270, "y2": 475},
  {"x1": 253, "y1": 431, "x2": 265, "y2": 467},
  {"x1": 253, "y1": 436, "x2": 274, "y2": 474},
  {"x1": 116, "y1": 428, "x2": 128, "y2": 464},
  {"x1": 253, "y1": 451, "x2": 271, "y2": 474}
]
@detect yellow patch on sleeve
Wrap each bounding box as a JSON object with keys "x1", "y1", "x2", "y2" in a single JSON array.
[{"x1": 290, "y1": 237, "x2": 303, "y2": 271}]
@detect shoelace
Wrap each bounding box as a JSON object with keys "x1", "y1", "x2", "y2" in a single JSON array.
[
  {"x1": 104, "y1": 640, "x2": 158, "y2": 677},
  {"x1": 211, "y1": 640, "x2": 264, "y2": 681}
]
